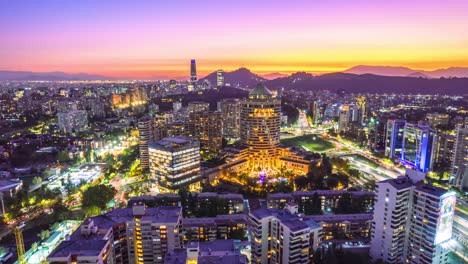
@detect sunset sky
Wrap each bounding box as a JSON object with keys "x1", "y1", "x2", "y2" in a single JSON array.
[{"x1": 1, "y1": 0, "x2": 467, "y2": 79}]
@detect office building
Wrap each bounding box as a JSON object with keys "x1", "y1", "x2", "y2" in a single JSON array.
[
  {"x1": 370, "y1": 172, "x2": 455, "y2": 264},
  {"x1": 187, "y1": 111, "x2": 223, "y2": 155},
  {"x1": 401, "y1": 123, "x2": 435, "y2": 172},
  {"x1": 187, "y1": 101, "x2": 210, "y2": 113},
  {"x1": 311, "y1": 100, "x2": 326, "y2": 125},
  {"x1": 385, "y1": 119, "x2": 406, "y2": 159},
  {"x1": 450, "y1": 125, "x2": 468, "y2": 190},
  {"x1": 240, "y1": 83, "x2": 281, "y2": 169},
  {"x1": 356, "y1": 96, "x2": 367, "y2": 125},
  {"x1": 220, "y1": 98, "x2": 241, "y2": 139},
  {"x1": 149, "y1": 137, "x2": 201, "y2": 192},
  {"x1": 165, "y1": 240, "x2": 248, "y2": 264},
  {"x1": 188, "y1": 59, "x2": 197, "y2": 91},
  {"x1": 138, "y1": 116, "x2": 154, "y2": 169},
  {"x1": 217, "y1": 69, "x2": 225, "y2": 87},
  {"x1": 47, "y1": 205, "x2": 183, "y2": 264},
  {"x1": 432, "y1": 133, "x2": 455, "y2": 168},
  {"x1": 338, "y1": 104, "x2": 357, "y2": 132},
  {"x1": 249, "y1": 203, "x2": 322, "y2": 264},
  {"x1": 57, "y1": 110, "x2": 88, "y2": 134}
]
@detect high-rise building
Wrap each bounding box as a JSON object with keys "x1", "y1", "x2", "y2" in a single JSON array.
[
  {"x1": 216, "y1": 69, "x2": 225, "y2": 87},
  {"x1": 149, "y1": 137, "x2": 201, "y2": 192},
  {"x1": 220, "y1": 98, "x2": 241, "y2": 139},
  {"x1": 338, "y1": 104, "x2": 357, "y2": 131},
  {"x1": 187, "y1": 111, "x2": 223, "y2": 155},
  {"x1": 188, "y1": 59, "x2": 197, "y2": 91},
  {"x1": 240, "y1": 83, "x2": 281, "y2": 169},
  {"x1": 401, "y1": 124, "x2": 435, "y2": 172},
  {"x1": 187, "y1": 101, "x2": 210, "y2": 113},
  {"x1": 47, "y1": 205, "x2": 183, "y2": 264},
  {"x1": 57, "y1": 110, "x2": 88, "y2": 134},
  {"x1": 355, "y1": 96, "x2": 367, "y2": 125},
  {"x1": 249, "y1": 203, "x2": 322, "y2": 264},
  {"x1": 311, "y1": 100, "x2": 326, "y2": 125},
  {"x1": 385, "y1": 119, "x2": 406, "y2": 159},
  {"x1": 432, "y1": 133, "x2": 455, "y2": 168},
  {"x1": 370, "y1": 172, "x2": 456, "y2": 264},
  {"x1": 138, "y1": 116, "x2": 154, "y2": 169},
  {"x1": 450, "y1": 124, "x2": 468, "y2": 190}
]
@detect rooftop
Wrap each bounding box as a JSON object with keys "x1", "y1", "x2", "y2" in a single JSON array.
[
  {"x1": 249, "y1": 83, "x2": 272, "y2": 96},
  {"x1": 48, "y1": 239, "x2": 108, "y2": 259},
  {"x1": 250, "y1": 208, "x2": 321, "y2": 232}
]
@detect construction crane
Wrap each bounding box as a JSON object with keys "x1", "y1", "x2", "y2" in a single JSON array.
[{"x1": 14, "y1": 222, "x2": 26, "y2": 264}]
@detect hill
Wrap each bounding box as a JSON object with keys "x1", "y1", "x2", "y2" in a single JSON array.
[
  {"x1": 200, "y1": 68, "x2": 266, "y2": 88},
  {"x1": 344, "y1": 65, "x2": 468, "y2": 78},
  {"x1": 264, "y1": 72, "x2": 468, "y2": 95}
]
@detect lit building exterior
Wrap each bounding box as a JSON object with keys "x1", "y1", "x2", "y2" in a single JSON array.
[
  {"x1": 149, "y1": 136, "x2": 201, "y2": 192},
  {"x1": 47, "y1": 205, "x2": 183, "y2": 264},
  {"x1": 432, "y1": 133, "x2": 455, "y2": 168},
  {"x1": 385, "y1": 119, "x2": 406, "y2": 159},
  {"x1": 311, "y1": 100, "x2": 326, "y2": 125},
  {"x1": 138, "y1": 116, "x2": 153, "y2": 169},
  {"x1": 338, "y1": 104, "x2": 357, "y2": 131},
  {"x1": 182, "y1": 214, "x2": 247, "y2": 242},
  {"x1": 57, "y1": 110, "x2": 88, "y2": 134},
  {"x1": 217, "y1": 69, "x2": 225, "y2": 87},
  {"x1": 426, "y1": 113, "x2": 450, "y2": 127},
  {"x1": 187, "y1": 111, "x2": 223, "y2": 155},
  {"x1": 249, "y1": 204, "x2": 322, "y2": 264},
  {"x1": 355, "y1": 95, "x2": 367, "y2": 125},
  {"x1": 370, "y1": 171, "x2": 455, "y2": 264},
  {"x1": 450, "y1": 124, "x2": 468, "y2": 190},
  {"x1": 165, "y1": 240, "x2": 248, "y2": 264},
  {"x1": 401, "y1": 123, "x2": 435, "y2": 172},
  {"x1": 240, "y1": 83, "x2": 281, "y2": 169},
  {"x1": 220, "y1": 98, "x2": 241, "y2": 139},
  {"x1": 189, "y1": 59, "x2": 197, "y2": 91},
  {"x1": 187, "y1": 101, "x2": 210, "y2": 113}
]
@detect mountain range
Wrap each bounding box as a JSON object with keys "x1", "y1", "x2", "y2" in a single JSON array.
[
  {"x1": 1, "y1": 67, "x2": 468, "y2": 95},
  {"x1": 0, "y1": 71, "x2": 109, "y2": 81},
  {"x1": 344, "y1": 65, "x2": 468, "y2": 78}
]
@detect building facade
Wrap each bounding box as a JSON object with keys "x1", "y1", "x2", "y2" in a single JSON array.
[
  {"x1": 240, "y1": 83, "x2": 281, "y2": 169},
  {"x1": 220, "y1": 98, "x2": 241, "y2": 139},
  {"x1": 450, "y1": 125, "x2": 468, "y2": 190},
  {"x1": 385, "y1": 119, "x2": 406, "y2": 159},
  {"x1": 401, "y1": 124, "x2": 435, "y2": 172},
  {"x1": 149, "y1": 137, "x2": 201, "y2": 192},
  {"x1": 370, "y1": 172, "x2": 455, "y2": 264}
]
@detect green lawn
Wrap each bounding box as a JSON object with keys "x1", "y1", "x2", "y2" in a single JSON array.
[{"x1": 280, "y1": 134, "x2": 335, "y2": 153}]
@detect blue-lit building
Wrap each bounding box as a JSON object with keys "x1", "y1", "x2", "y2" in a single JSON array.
[
  {"x1": 401, "y1": 123, "x2": 435, "y2": 172},
  {"x1": 385, "y1": 119, "x2": 406, "y2": 159}
]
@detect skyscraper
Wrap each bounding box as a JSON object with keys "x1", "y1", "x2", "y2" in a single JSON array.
[
  {"x1": 385, "y1": 119, "x2": 406, "y2": 159},
  {"x1": 149, "y1": 136, "x2": 201, "y2": 192},
  {"x1": 216, "y1": 69, "x2": 224, "y2": 87},
  {"x1": 311, "y1": 100, "x2": 326, "y2": 125},
  {"x1": 188, "y1": 59, "x2": 197, "y2": 91},
  {"x1": 138, "y1": 116, "x2": 154, "y2": 169},
  {"x1": 220, "y1": 98, "x2": 241, "y2": 139},
  {"x1": 355, "y1": 95, "x2": 367, "y2": 125},
  {"x1": 240, "y1": 83, "x2": 281, "y2": 169},
  {"x1": 401, "y1": 124, "x2": 435, "y2": 172},
  {"x1": 370, "y1": 171, "x2": 455, "y2": 264},
  {"x1": 450, "y1": 124, "x2": 468, "y2": 190}
]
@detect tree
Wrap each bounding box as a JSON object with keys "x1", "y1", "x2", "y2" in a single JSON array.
[
  {"x1": 82, "y1": 184, "x2": 117, "y2": 212},
  {"x1": 32, "y1": 176, "x2": 42, "y2": 186}
]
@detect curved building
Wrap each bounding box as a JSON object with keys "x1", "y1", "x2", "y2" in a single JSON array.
[{"x1": 240, "y1": 83, "x2": 281, "y2": 169}]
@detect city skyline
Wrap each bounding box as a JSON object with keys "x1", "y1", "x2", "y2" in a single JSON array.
[{"x1": 1, "y1": 0, "x2": 468, "y2": 79}]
